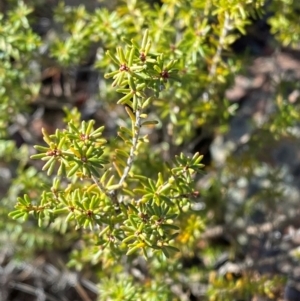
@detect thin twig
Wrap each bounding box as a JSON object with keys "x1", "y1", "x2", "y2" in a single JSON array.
[
  {"x1": 9, "y1": 281, "x2": 60, "y2": 301},
  {"x1": 202, "y1": 12, "x2": 231, "y2": 102},
  {"x1": 91, "y1": 108, "x2": 142, "y2": 204},
  {"x1": 91, "y1": 175, "x2": 108, "y2": 195},
  {"x1": 115, "y1": 108, "x2": 142, "y2": 203},
  {"x1": 118, "y1": 108, "x2": 142, "y2": 186},
  {"x1": 81, "y1": 278, "x2": 99, "y2": 294},
  {"x1": 91, "y1": 175, "x2": 118, "y2": 204},
  {"x1": 74, "y1": 281, "x2": 93, "y2": 301}
]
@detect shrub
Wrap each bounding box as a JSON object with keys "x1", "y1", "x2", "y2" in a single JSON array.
[{"x1": 2, "y1": 0, "x2": 300, "y2": 300}]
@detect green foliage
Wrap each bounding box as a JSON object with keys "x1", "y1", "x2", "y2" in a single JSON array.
[
  {"x1": 208, "y1": 272, "x2": 285, "y2": 301},
  {"x1": 0, "y1": 2, "x2": 41, "y2": 137},
  {"x1": 2, "y1": 0, "x2": 300, "y2": 300},
  {"x1": 269, "y1": 0, "x2": 300, "y2": 47},
  {"x1": 9, "y1": 31, "x2": 204, "y2": 261},
  {"x1": 2, "y1": 2, "x2": 201, "y2": 297},
  {"x1": 98, "y1": 274, "x2": 175, "y2": 301}
]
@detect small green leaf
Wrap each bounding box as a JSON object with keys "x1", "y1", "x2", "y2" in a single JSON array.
[
  {"x1": 122, "y1": 235, "x2": 137, "y2": 244},
  {"x1": 67, "y1": 163, "x2": 80, "y2": 177},
  {"x1": 117, "y1": 91, "x2": 134, "y2": 105},
  {"x1": 141, "y1": 120, "x2": 159, "y2": 126}
]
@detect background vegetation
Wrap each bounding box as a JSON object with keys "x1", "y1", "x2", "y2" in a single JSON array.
[{"x1": 1, "y1": 0, "x2": 300, "y2": 300}]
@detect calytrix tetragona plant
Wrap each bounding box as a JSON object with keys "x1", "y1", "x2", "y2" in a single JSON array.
[{"x1": 9, "y1": 30, "x2": 204, "y2": 259}]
